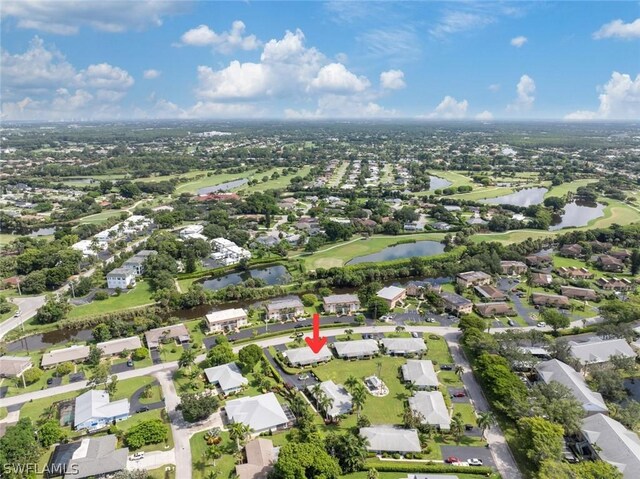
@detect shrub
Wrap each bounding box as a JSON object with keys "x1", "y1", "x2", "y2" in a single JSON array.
[
  {"x1": 55, "y1": 362, "x2": 74, "y2": 377},
  {"x1": 124, "y1": 419, "x2": 168, "y2": 449},
  {"x1": 22, "y1": 367, "x2": 43, "y2": 385},
  {"x1": 301, "y1": 293, "x2": 317, "y2": 307},
  {"x1": 94, "y1": 291, "x2": 110, "y2": 301},
  {"x1": 132, "y1": 347, "x2": 148, "y2": 361}
]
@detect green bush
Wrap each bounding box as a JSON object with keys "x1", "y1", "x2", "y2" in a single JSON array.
[
  {"x1": 124, "y1": 419, "x2": 168, "y2": 449},
  {"x1": 363, "y1": 462, "x2": 493, "y2": 475},
  {"x1": 22, "y1": 367, "x2": 43, "y2": 385},
  {"x1": 132, "y1": 347, "x2": 148, "y2": 361},
  {"x1": 301, "y1": 293, "x2": 317, "y2": 307},
  {"x1": 94, "y1": 291, "x2": 110, "y2": 301},
  {"x1": 55, "y1": 362, "x2": 74, "y2": 377}
]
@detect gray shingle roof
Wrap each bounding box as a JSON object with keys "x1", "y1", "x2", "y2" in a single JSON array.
[
  {"x1": 225, "y1": 392, "x2": 289, "y2": 432},
  {"x1": 64, "y1": 435, "x2": 128, "y2": 479},
  {"x1": 283, "y1": 345, "x2": 333, "y2": 366},
  {"x1": 360, "y1": 426, "x2": 421, "y2": 453},
  {"x1": 333, "y1": 339, "x2": 379, "y2": 358},
  {"x1": 204, "y1": 362, "x2": 248, "y2": 394},
  {"x1": 569, "y1": 338, "x2": 636, "y2": 365},
  {"x1": 308, "y1": 380, "x2": 352, "y2": 418},
  {"x1": 401, "y1": 360, "x2": 439, "y2": 388},
  {"x1": 381, "y1": 338, "x2": 426, "y2": 354},
  {"x1": 408, "y1": 391, "x2": 451, "y2": 429}
]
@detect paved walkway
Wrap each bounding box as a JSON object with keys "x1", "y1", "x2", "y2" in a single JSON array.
[{"x1": 127, "y1": 449, "x2": 176, "y2": 471}]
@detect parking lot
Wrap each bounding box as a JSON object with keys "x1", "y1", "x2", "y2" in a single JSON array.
[{"x1": 441, "y1": 445, "x2": 495, "y2": 467}]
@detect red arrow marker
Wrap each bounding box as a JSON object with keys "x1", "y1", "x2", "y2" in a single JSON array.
[{"x1": 305, "y1": 313, "x2": 327, "y2": 353}]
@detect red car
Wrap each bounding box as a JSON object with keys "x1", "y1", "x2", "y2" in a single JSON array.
[
  {"x1": 453, "y1": 391, "x2": 466, "y2": 398},
  {"x1": 445, "y1": 456, "x2": 461, "y2": 464}
]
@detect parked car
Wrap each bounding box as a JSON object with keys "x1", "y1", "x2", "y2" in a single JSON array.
[
  {"x1": 136, "y1": 406, "x2": 149, "y2": 413},
  {"x1": 465, "y1": 424, "x2": 474, "y2": 431},
  {"x1": 411, "y1": 332, "x2": 419, "y2": 338},
  {"x1": 127, "y1": 360, "x2": 134, "y2": 367},
  {"x1": 298, "y1": 374, "x2": 309, "y2": 381},
  {"x1": 507, "y1": 319, "x2": 515, "y2": 326},
  {"x1": 13, "y1": 310, "x2": 20, "y2": 317},
  {"x1": 445, "y1": 456, "x2": 461, "y2": 464},
  {"x1": 46, "y1": 378, "x2": 53, "y2": 385},
  {"x1": 452, "y1": 391, "x2": 466, "y2": 398},
  {"x1": 537, "y1": 321, "x2": 546, "y2": 328},
  {"x1": 130, "y1": 452, "x2": 145, "y2": 460},
  {"x1": 440, "y1": 364, "x2": 453, "y2": 370},
  {"x1": 468, "y1": 458, "x2": 483, "y2": 466}
]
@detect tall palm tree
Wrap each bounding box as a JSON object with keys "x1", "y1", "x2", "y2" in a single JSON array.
[
  {"x1": 477, "y1": 411, "x2": 496, "y2": 440},
  {"x1": 179, "y1": 347, "x2": 197, "y2": 374},
  {"x1": 351, "y1": 383, "x2": 367, "y2": 418},
  {"x1": 318, "y1": 394, "x2": 334, "y2": 421},
  {"x1": 229, "y1": 422, "x2": 252, "y2": 450},
  {"x1": 344, "y1": 329, "x2": 354, "y2": 340},
  {"x1": 206, "y1": 444, "x2": 222, "y2": 466},
  {"x1": 311, "y1": 383, "x2": 324, "y2": 404},
  {"x1": 345, "y1": 375, "x2": 359, "y2": 392},
  {"x1": 450, "y1": 412, "x2": 464, "y2": 444},
  {"x1": 454, "y1": 365, "x2": 464, "y2": 378}
]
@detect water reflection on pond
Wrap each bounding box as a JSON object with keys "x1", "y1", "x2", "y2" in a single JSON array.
[
  {"x1": 6, "y1": 328, "x2": 92, "y2": 353},
  {"x1": 481, "y1": 187, "x2": 548, "y2": 207},
  {"x1": 346, "y1": 240, "x2": 446, "y2": 265},
  {"x1": 200, "y1": 265, "x2": 291, "y2": 290},
  {"x1": 198, "y1": 178, "x2": 248, "y2": 195},
  {"x1": 429, "y1": 175, "x2": 452, "y2": 190},
  {"x1": 549, "y1": 201, "x2": 605, "y2": 230}
]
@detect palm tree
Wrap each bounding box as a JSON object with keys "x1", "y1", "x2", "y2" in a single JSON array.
[
  {"x1": 345, "y1": 375, "x2": 359, "y2": 392},
  {"x1": 454, "y1": 365, "x2": 464, "y2": 379},
  {"x1": 318, "y1": 394, "x2": 334, "y2": 421},
  {"x1": 351, "y1": 383, "x2": 367, "y2": 418},
  {"x1": 344, "y1": 329, "x2": 354, "y2": 340},
  {"x1": 450, "y1": 412, "x2": 464, "y2": 444},
  {"x1": 229, "y1": 422, "x2": 252, "y2": 450},
  {"x1": 205, "y1": 444, "x2": 222, "y2": 466},
  {"x1": 179, "y1": 347, "x2": 197, "y2": 374},
  {"x1": 311, "y1": 383, "x2": 323, "y2": 404},
  {"x1": 477, "y1": 411, "x2": 496, "y2": 440}
]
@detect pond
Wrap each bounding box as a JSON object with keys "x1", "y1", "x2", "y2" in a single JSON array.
[
  {"x1": 549, "y1": 200, "x2": 605, "y2": 230},
  {"x1": 346, "y1": 240, "x2": 446, "y2": 265},
  {"x1": 429, "y1": 175, "x2": 452, "y2": 190},
  {"x1": 200, "y1": 265, "x2": 291, "y2": 291},
  {"x1": 6, "y1": 328, "x2": 93, "y2": 353},
  {"x1": 481, "y1": 187, "x2": 548, "y2": 207},
  {"x1": 198, "y1": 178, "x2": 248, "y2": 196},
  {"x1": 29, "y1": 227, "x2": 57, "y2": 237}
]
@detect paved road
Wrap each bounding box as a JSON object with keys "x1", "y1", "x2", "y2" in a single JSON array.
[
  {"x1": 127, "y1": 449, "x2": 176, "y2": 471},
  {"x1": 445, "y1": 333, "x2": 523, "y2": 479},
  {"x1": 0, "y1": 295, "x2": 46, "y2": 340}
]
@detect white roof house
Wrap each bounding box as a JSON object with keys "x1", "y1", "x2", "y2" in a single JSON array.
[
  {"x1": 74, "y1": 390, "x2": 130, "y2": 431},
  {"x1": 402, "y1": 360, "x2": 439, "y2": 389},
  {"x1": 225, "y1": 392, "x2": 290, "y2": 433},
  {"x1": 307, "y1": 381, "x2": 352, "y2": 418},
  {"x1": 97, "y1": 336, "x2": 142, "y2": 357},
  {"x1": 204, "y1": 362, "x2": 248, "y2": 395},
  {"x1": 381, "y1": 338, "x2": 426, "y2": 356},
  {"x1": 0, "y1": 355, "x2": 32, "y2": 377},
  {"x1": 581, "y1": 414, "x2": 640, "y2": 479},
  {"x1": 333, "y1": 339, "x2": 380, "y2": 359},
  {"x1": 180, "y1": 224, "x2": 204, "y2": 239},
  {"x1": 283, "y1": 345, "x2": 333, "y2": 367},
  {"x1": 569, "y1": 338, "x2": 636, "y2": 365},
  {"x1": 408, "y1": 391, "x2": 451, "y2": 430},
  {"x1": 205, "y1": 308, "x2": 248, "y2": 332},
  {"x1": 41, "y1": 345, "x2": 90, "y2": 368},
  {"x1": 359, "y1": 426, "x2": 421, "y2": 453},
  {"x1": 535, "y1": 359, "x2": 608, "y2": 414},
  {"x1": 377, "y1": 285, "x2": 406, "y2": 301}
]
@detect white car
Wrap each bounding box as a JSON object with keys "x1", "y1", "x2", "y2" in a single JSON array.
[
  {"x1": 14, "y1": 310, "x2": 20, "y2": 317},
  {"x1": 537, "y1": 321, "x2": 546, "y2": 328},
  {"x1": 468, "y1": 458, "x2": 483, "y2": 466},
  {"x1": 130, "y1": 452, "x2": 144, "y2": 460}
]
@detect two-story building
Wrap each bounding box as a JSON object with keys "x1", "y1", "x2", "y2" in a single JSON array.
[{"x1": 205, "y1": 308, "x2": 249, "y2": 333}]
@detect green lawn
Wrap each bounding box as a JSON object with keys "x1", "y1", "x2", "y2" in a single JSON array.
[
  {"x1": 448, "y1": 186, "x2": 517, "y2": 201},
  {"x1": 76, "y1": 209, "x2": 126, "y2": 225},
  {"x1": 299, "y1": 233, "x2": 446, "y2": 270},
  {"x1": 453, "y1": 402, "x2": 477, "y2": 426},
  {"x1": 174, "y1": 170, "x2": 255, "y2": 195},
  {"x1": 424, "y1": 336, "x2": 453, "y2": 365},
  {"x1": 544, "y1": 178, "x2": 598, "y2": 198},
  {"x1": 241, "y1": 166, "x2": 313, "y2": 193},
  {"x1": 312, "y1": 357, "x2": 408, "y2": 426},
  {"x1": 191, "y1": 430, "x2": 237, "y2": 479},
  {"x1": 0, "y1": 302, "x2": 18, "y2": 323},
  {"x1": 67, "y1": 281, "x2": 154, "y2": 319},
  {"x1": 19, "y1": 390, "x2": 81, "y2": 423}
]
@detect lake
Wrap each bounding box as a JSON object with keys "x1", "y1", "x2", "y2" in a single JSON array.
[
  {"x1": 198, "y1": 178, "x2": 248, "y2": 195},
  {"x1": 29, "y1": 227, "x2": 57, "y2": 237},
  {"x1": 346, "y1": 240, "x2": 446, "y2": 265},
  {"x1": 481, "y1": 187, "x2": 548, "y2": 207},
  {"x1": 549, "y1": 200, "x2": 605, "y2": 230},
  {"x1": 200, "y1": 265, "x2": 291, "y2": 290},
  {"x1": 6, "y1": 328, "x2": 93, "y2": 353},
  {"x1": 429, "y1": 175, "x2": 452, "y2": 190}
]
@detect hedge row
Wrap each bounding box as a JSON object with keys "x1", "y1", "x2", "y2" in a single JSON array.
[{"x1": 363, "y1": 461, "x2": 493, "y2": 475}]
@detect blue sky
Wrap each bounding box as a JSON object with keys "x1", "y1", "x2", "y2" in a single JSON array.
[{"x1": 1, "y1": 1, "x2": 639, "y2": 121}]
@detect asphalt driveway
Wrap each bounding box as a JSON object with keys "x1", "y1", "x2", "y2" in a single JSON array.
[{"x1": 441, "y1": 445, "x2": 495, "y2": 467}]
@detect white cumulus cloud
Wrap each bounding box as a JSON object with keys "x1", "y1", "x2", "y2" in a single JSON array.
[
  {"x1": 1, "y1": 0, "x2": 186, "y2": 35},
  {"x1": 593, "y1": 18, "x2": 640, "y2": 40},
  {"x1": 510, "y1": 36, "x2": 528, "y2": 47},
  {"x1": 380, "y1": 70, "x2": 406, "y2": 90},
  {"x1": 427, "y1": 96, "x2": 468, "y2": 119},
  {"x1": 508, "y1": 74, "x2": 535, "y2": 112},
  {"x1": 564, "y1": 72, "x2": 640, "y2": 120},
  {"x1": 475, "y1": 110, "x2": 494, "y2": 120},
  {"x1": 179, "y1": 21, "x2": 260, "y2": 53},
  {"x1": 310, "y1": 63, "x2": 370, "y2": 93},
  {"x1": 143, "y1": 69, "x2": 161, "y2": 80}
]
